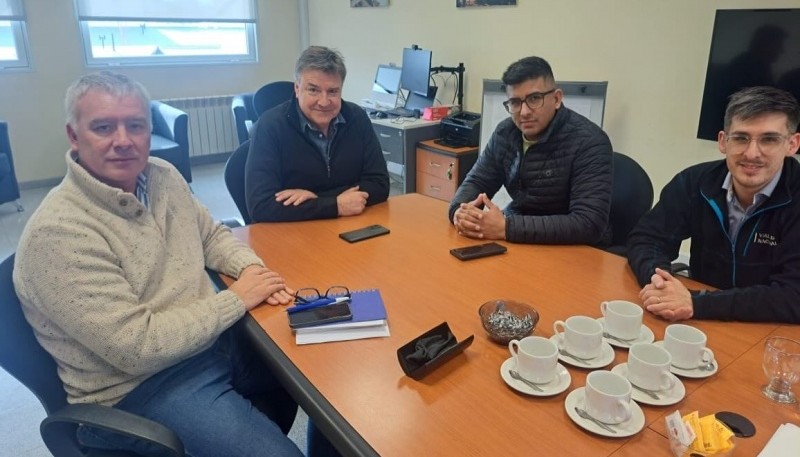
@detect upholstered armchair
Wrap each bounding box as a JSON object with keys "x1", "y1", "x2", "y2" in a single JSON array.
[
  {"x1": 150, "y1": 101, "x2": 191, "y2": 183},
  {"x1": 231, "y1": 93, "x2": 257, "y2": 145}
]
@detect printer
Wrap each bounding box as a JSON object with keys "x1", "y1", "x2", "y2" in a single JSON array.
[{"x1": 439, "y1": 111, "x2": 481, "y2": 148}]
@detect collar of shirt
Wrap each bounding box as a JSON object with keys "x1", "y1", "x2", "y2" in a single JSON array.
[
  {"x1": 135, "y1": 172, "x2": 149, "y2": 208},
  {"x1": 722, "y1": 169, "x2": 781, "y2": 237},
  {"x1": 296, "y1": 105, "x2": 345, "y2": 140},
  {"x1": 296, "y1": 105, "x2": 345, "y2": 162},
  {"x1": 522, "y1": 136, "x2": 537, "y2": 155},
  {"x1": 722, "y1": 169, "x2": 781, "y2": 208}
]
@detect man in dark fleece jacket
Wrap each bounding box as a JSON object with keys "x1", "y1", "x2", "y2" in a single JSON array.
[
  {"x1": 246, "y1": 46, "x2": 389, "y2": 222},
  {"x1": 628, "y1": 87, "x2": 800, "y2": 324},
  {"x1": 448, "y1": 56, "x2": 613, "y2": 245}
]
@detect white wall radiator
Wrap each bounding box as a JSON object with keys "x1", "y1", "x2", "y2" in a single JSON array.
[{"x1": 162, "y1": 96, "x2": 239, "y2": 158}]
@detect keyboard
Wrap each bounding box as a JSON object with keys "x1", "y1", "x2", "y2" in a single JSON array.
[
  {"x1": 384, "y1": 107, "x2": 416, "y2": 118},
  {"x1": 361, "y1": 99, "x2": 393, "y2": 111}
]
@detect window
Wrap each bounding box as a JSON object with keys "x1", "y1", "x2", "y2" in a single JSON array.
[
  {"x1": 74, "y1": 0, "x2": 257, "y2": 66},
  {"x1": 0, "y1": 0, "x2": 30, "y2": 70}
]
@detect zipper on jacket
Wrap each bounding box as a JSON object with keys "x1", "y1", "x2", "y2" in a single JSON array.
[
  {"x1": 703, "y1": 191, "x2": 791, "y2": 287},
  {"x1": 703, "y1": 193, "x2": 738, "y2": 286}
]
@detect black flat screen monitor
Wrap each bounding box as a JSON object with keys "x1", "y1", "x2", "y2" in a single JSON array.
[
  {"x1": 400, "y1": 47, "x2": 432, "y2": 96},
  {"x1": 697, "y1": 9, "x2": 800, "y2": 140}
]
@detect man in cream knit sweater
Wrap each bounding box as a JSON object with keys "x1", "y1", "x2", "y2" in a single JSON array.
[{"x1": 13, "y1": 72, "x2": 308, "y2": 456}]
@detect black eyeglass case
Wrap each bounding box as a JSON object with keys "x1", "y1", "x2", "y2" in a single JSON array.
[{"x1": 397, "y1": 322, "x2": 473, "y2": 380}]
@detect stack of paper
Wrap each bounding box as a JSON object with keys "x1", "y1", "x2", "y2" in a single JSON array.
[
  {"x1": 758, "y1": 423, "x2": 800, "y2": 457},
  {"x1": 295, "y1": 289, "x2": 390, "y2": 345}
]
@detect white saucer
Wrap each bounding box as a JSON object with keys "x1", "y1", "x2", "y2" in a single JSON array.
[
  {"x1": 565, "y1": 387, "x2": 645, "y2": 438},
  {"x1": 652, "y1": 341, "x2": 719, "y2": 378},
  {"x1": 596, "y1": 318, "x2": 655, "y2": 349},
  {"x1": 610, "y1": 363, "x2": 686, "y2": 406},
  {"x1": 500, "y1": 358, "x2": 571, "y2": 397},
  {"x1": 549, "y1": 335, "x2": 615, "y2": 369}
]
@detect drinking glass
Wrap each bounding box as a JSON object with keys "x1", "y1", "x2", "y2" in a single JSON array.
[{"x1": 761, "y1": 336, "x2": 800, "y2": 404}]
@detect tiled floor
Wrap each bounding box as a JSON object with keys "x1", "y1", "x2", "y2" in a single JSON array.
[{"x1": 0, "y1": 161, "x2": 310, "y2": 457}]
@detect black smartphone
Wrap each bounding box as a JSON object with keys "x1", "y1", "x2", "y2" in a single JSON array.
[
  {"x1": 339, "y1": 224, "x2": 390, "y2": 243},
  {"x1": 288, "y1": 302, "x2": 353, "y2": 329},
  {"x1": 450, "y1": 242, "x2": 508, "y2": 261}
]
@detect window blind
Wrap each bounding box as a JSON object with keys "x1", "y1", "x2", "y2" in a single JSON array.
[
  {"x1": 75, "y1": 0, "x2": 256, "y2": 23},
  {"x1": 0, "y1": 0, "x2": 26, "y2": 21}
]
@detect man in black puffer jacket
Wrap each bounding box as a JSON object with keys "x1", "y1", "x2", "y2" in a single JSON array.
[{"x1": 448, "y1": 56, "x2": 613, "y2": 245}]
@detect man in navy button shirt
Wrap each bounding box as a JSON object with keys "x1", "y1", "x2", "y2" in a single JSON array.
[{"x1": 246, "y1": 46, "x2": 389, "y2": 222}]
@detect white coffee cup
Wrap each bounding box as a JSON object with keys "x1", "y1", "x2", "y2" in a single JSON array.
[
  {"x1": 626, "y1": 343, "x2": 676, "y2": 391},
  {"x1": 584, "y1": 370, "x2": 632, "y2": 425},
  {"x1": 553, "y1": 316, "x2": 604, "y2": 359},
  {"x1": 664, "y1": 324, "x2": 715, "y2": 369},
  {"x1": 600, "y1": 300, "x2": 643, "y2": 341},
  {"x1": 508, "y1": 336, "x2": 559, "y2": 384}
]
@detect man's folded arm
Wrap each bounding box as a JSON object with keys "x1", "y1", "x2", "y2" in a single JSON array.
[
  {"x1": 626, "y1": 173, "x2": 692, "y2": 286},
  {"x1": 245, "y1": 126, "x2": 337, "y2": 222},
  {"x1": 448, "y1": 136, "x2": 505, "y2": 222},
  {"x1": 17, "y1": 227, "x2": 244, "y2": 377},
  {"x1": 692, "y1": 281, "x2": 800, "y2": 324}
]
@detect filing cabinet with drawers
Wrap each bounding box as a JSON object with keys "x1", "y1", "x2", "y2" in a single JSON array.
[
  {"x1": 415, "y1": 139, "x2": 478, "y2": 201},
  {"x1": 370, "y1": 118, "x2": 440, "y2": 193}
]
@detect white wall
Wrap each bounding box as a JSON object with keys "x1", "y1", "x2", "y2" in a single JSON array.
[
  {"x1": 305, "y1": 0, "x2": 798, "y2": 200},
  {"x1": 0, "y1": 0, "x2": 302, "y2": 184},
  {"x1": 5, "y1": 0, "x2": 797, "y2": 193}
]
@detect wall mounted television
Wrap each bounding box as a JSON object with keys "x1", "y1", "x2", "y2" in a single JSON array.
[{"x1": 697, "y1": 9, "x2": 800, "y2": 141}]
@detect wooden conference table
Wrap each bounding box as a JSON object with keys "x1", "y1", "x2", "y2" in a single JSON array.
[{"x1": 230, "y1": 194, "x2": 799, "y2": 457}]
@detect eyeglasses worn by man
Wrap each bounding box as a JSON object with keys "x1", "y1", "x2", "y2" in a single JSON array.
[
  {"x1": 448, "y1": 55, "x2": 614, "y2": 246},
  {"x1": 627, "y1": 86, "x2": 800, "y2": 324}
]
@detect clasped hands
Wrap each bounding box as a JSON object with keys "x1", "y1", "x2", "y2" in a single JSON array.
[
  {"x1": 275, "y1": 186, "x2": 368, "y2": 216},
  {"x1": 638, "y1": 268, "x2": 694, "y2": 321},
  {"x1": 453, "y1": 193, "x2": 506, "y2": 240}
]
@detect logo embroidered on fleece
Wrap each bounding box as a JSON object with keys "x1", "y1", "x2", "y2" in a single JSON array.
[{"x1": 753, "y1": 232, "x2": 777, "y2": 247}]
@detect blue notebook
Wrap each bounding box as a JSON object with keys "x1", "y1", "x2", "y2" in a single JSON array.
[
  {"x1": 346, "y1": 289, "x2": 387, "y2": 323},
  {"x1": 294, "y1": 289, "x2": 389, "y2": 342}
]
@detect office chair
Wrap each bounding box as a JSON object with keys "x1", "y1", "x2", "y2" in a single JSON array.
[
  {"x1": 150, "y1": 101, "x2": 192, "y2": 183},
  {"x1": 0, "y1": 121, "x2": 23, "y2": 212},
  {"x1": 224, "y1": 140, "x2": 252, "y2": 225},
  {"x1": 0, "y1": 254, "x2": 185, "y2": 457},
  {"x1": 606, "y1": 152, "x2": 654, "y2": 256},
  {"x1": 231, "y1": 93, "x2": 257, "y2": 145},
  {"x1": 252, "y1": 81, "x2": 295, "y2": 117}
]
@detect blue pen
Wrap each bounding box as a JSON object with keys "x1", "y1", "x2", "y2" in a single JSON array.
[{"x1": 286, "y1": 296, "x2": 350, "y2": 314}]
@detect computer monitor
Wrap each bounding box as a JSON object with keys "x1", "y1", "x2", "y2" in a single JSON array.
[
  {"x1": 405, "y1": 87, "x2": 438, "y2": 111},
  {"x1": 371, "y1": 64, "x2": 402, "y2": 108},
  {"x1": 400, "y1": 47, "x2": 432, "y2": 96}
]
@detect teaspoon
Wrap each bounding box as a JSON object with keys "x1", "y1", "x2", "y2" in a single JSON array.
[
  {"x1": 630, "y1": 383, "x2": 661, "y2": 400},
  {"x1": 602, "y1": 332, "x2": 638, "y2": 345},
  {"x1": 559, "y1": 349, "x2": 595, "y2": 365},
  {"x1": 508, "y1": 370, "x2": 545, "y2": 392},
  {"x1": 574, "y1": 407, "x2": 617, "y2": 434}
]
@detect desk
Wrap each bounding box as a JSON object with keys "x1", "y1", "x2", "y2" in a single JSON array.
[
  {"x1": 370, "y1": 118, "x2": 440, "y2": 193},
  {"x1": 232, "y1": 194, "x2": 790, "y2": 457}
]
